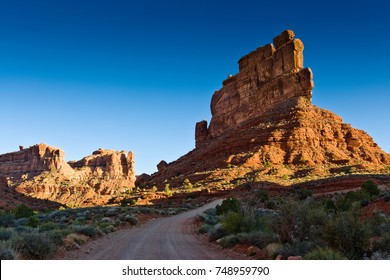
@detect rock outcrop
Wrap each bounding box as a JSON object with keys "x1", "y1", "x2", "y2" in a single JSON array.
[
  {"x1": 142, "y1": 30, "x2": 390, "y2": 190},
  {"x1": 0, "y1": 144, "x2": 136, "y2": 208}
]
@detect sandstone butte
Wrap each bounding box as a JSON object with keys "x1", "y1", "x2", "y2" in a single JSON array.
[
  {"x1": 0, "y1": 144, "x2": 135, "y2": 209},
  {"x1": 138, "y1": 30, "x2": 390, "y2": 190}
]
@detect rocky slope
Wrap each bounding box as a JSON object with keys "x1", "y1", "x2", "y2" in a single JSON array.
[
  {"x1": 0, "y1": 144, "x2": 135, "y2": 209},
  {"x1": 140, "y1": 30, "x2": 390, "y2": 190}
]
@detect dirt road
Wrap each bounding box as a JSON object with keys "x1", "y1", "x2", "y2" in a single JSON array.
[{"x1": 74, "y1": 199, "x2": 233, "y2": 259}]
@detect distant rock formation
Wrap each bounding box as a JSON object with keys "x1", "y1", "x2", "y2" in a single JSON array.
[
  {"x1": 143, "y1": 30, "x2": 390, "y2": 189},
  {"x1": 0, "y1": 144, "x2": 135, "y2": 208}
]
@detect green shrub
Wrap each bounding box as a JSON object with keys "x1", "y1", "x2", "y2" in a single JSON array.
[
  {"x1": 216, "y1": 198, "x2": 241, "y2": 216},
  {"x1": 323, "y1": 211, "x2": 372, "y2": 259},
  {"x1": 198, "y1": 223, "x2": 213, "y2": 234},
  {"x1": 0, "y1": 243, "x2": 17, "y2": 260},
  {"x1": 38, "y1": 222, "x2": 59, "y2": 232},
  {"x1": 280, "y1": 241, "x2": 315, "y2": 258},
  {"x1": 272, "y1": 199, "x2": 327, "y2": 244},
  {"x1": 12, "y1": 232, "x2": 56, "y2": 259},
  {"x1": 305, "y1": 247, "x2": 347, "y2": 260},
  {"x1": 120, "y1": 198, "x2": 136, "y2": 207},
  {"x1": 0, "y1": 213, "x2": 15, "y2": 227},
  {"x1": 46, "y1": 229, "x2": 71, "y2": 246},
  {"x1": 27, "y1": 216, "x2": 39, "y2": 228},
  {"x1": 235, "y1": 231, "x2": 279, "y2": 249},
  {"x1": 293, "y1": 187, "x2": 312, "y2": 200},
  {"x1": 373, "y1": 233, "x2": 390, "y2": 254},
  {"x1": 14, "y1": 204, "x2": 34, "y2": 219},
  {"x1": 208, "y1": 224, "x2": 227, "y2": 242},
  {"x1": 221, "y1": 210, "x2": 267, "y2": 235},
  {"x1": 361, "y1": 180, "x2": 380, "y2": 197},
  {"x1": 0, "y1": 228, "x2": 13, "y2": 241},
  {"x1": 73, "y1": 225, "x2": 98, "y2": 237},
  {"x1": 218, "y1": 235, "x2": 240, "y2": 248},
  {"x1": 256, "y1": 190, "x2": 269, "y2": 202},
  {"x1": 124, "y1": 215, "x2": 138, "y2": 225}
]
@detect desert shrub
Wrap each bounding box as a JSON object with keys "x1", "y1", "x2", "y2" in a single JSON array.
[
  {"x1": 221, "y1": 210, "x2": 266, "y2": 235},
  {"x1": 105, "y1": 208, "x2": 119, "y2": 217},
  {"x1": 124, "y1": 215, "x2": 138, "y2": 225},
  {"x1": 14, "y1": 204, "x2": 34, "y2": 219},
  {"x1": 272, "y1": 199, "x2": 327, "y2": 244},
  {"x1": 373, "y1": 233, "x2": 390, "y2": 254},
  {"x1": 279, "y1": 241, "x2": 315, "y2": 258},
  {"x1": 46, "y1": 229, "x2": 71, "y2": 246},
  {"x1": 256, "y1": 190, "x2": 269, "y2": 202},
  {"x1": 120, "y1": 198, "x2": 136, "y2": 207},
  {"x1": 14, "y1": 226, "x2": 35, "y2": 234},
  {"x1": 12, "y1": 232, "x2": 56, "y2": 259},
  {"x1": 63, "y1": 233, "x2": 88, "y2": 249},
  {"x1": 361, "y1": 180, "x2": 380, "y2": 197},
  {"x1": 73, "y1": 225, "x2": 98, "y2": 237},
  {"x1": 335, "y1": 191, "x2": 367, "y2": 212},
  {"x1": 182, "y1": 179, "x2": 193, "y2": 190},
  {"x1": 235, "y1": 231, "x2": 279, "y2": 249},
  {"x1": 218, "y1": 235, "x2": 240, "y2": 248},
  {"x1": 304, "y1": 247, "x2": 347, "y2": 260},
  {"x1": 198, "y1": 223, "x2": 213, "y2": 234},
  {"x1": 293, "y1": 187, "x2": 312, "y2": 200},
  {"x1": 0, "y1": 242, "x2": 17, "y2": 260},
  {"x1": 38, "y1": 222, "x2": 58, "y2": 232},
  {"x1": 0, "y1": 228, "x2": 13, "y2": 241},
  {"x1": 208, "y1": 224, "x2": 227, "y2": 242},
  {"x1": 323, "y1": 211, "x2": 372, "y2": 259},
  {"x1": 164, "y1": 184, "x2": 173, "y2": 197},
  {"x1": 0, "y1": 213, "x2": 15, "y2": 227},
  {"x1": 27, "y1": 216, "x2": 39, "y2": 228},
  {"x1": 360, "y1": 199, "x2": 370, "y2": 207},
  {"x1": 216, "y1": 198, "x2": 241, "y2": 216}
]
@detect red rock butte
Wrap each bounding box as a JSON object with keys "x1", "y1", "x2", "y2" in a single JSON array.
[{"x1": 140, "y1": 30, "x2": 390, "y2": 189}]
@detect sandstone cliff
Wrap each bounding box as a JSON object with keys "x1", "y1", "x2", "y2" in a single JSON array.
[
  {"x1": 142, "y1": 30, "x2": 390, "y2": 190},
  {"x1": 0, "y1": 144, "x2": 135, "y2": 208}
]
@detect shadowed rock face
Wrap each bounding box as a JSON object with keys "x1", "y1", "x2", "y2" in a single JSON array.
[
  {"x1": 145, "y1": 30, "x2": 390, "y2": 189},
  {"x1": 0, "y1": 144, "x2": 136, "y2": 208}
]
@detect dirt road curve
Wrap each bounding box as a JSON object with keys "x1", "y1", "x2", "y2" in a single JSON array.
[{"x1": 76, "y1": 199, "x2": 231, "y2": 260}]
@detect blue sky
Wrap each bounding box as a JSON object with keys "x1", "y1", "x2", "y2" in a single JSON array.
[{"x1": 0, "y1": 0, "x2": 389, "y2": 174}]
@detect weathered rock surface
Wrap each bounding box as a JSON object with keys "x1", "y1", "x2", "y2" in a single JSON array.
[
  {"x1": 0, "y1": 144, "x2": 136, "y2": 208},
  {"x1": 141, "y1": 30, "x2": 390, "y2": 190}
]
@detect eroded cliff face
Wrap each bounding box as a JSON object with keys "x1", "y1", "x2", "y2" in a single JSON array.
[
  {"x1": 0, "y1": 144, "x2": 135, "y2": 208},
  {"x1": 144, "y1": 30, "x2": 390, "y2": 190}
]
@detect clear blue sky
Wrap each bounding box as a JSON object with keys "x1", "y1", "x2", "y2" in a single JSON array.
[{"x1": 0, "y1": 0, "x2": 389, "y2": 175}]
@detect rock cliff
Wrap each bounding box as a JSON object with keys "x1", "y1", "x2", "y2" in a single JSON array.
[
  {"x1": 143, "y1": 30, "x2": 390, "y2": 190},
  {"x1": 0, "y1": 144, "x2": 135, "y2": 208}
]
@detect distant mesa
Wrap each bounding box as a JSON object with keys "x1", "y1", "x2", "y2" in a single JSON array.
[
  {"x1": 142, "y1": 30, "x2": 390, "y2": 189},
  {"x1": 0, "y1": 144, "x2": 135, "y2": 208}
]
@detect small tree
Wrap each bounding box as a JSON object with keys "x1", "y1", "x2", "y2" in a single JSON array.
[
  {"x1": 182, "y1": 179, "x2": 193, "y2": 191},
  {"x1": 164, "y1": 184, "x2": 172, "y2": 197}
]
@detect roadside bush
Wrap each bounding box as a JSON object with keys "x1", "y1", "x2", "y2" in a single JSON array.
[
  {"x1": 279, "y1": 241, "x2": 315, "y2": 258},
  {"x1": 304, "y1": 247, "x2": 347, "y2": 260},
  {"x1": 373, "y1": 233, "x2": 390, "y2": 254},
  {"x1": 272, "y1": 199, "x2": 327, "y2": 244},
  {"x1": 221, "y1": 211, "x2": 265, "y2": 235},
  {"x1": 73, "y1": 225, "x2": 99, "y2": 238},
  {"x1": 46, "y1": 229, "x2": 71, "y2": 246},
  {"x1": 124, "y1": 215, "x2": 138, "y2": 225},
  {"x1": 235, "y1": 231, "x2": 279, "y2": 249},
  {"x1": 63, "y1": 233, "x2": 88, "y2": 249},
  {"x1": 12, "y1": 232, "x2": 56, "y2": 259},
  {"x1": 198, "y1": 223, "x2": 213, "y2": 234},
  {"x1": 0, "y1": 228, "x2": 13, "y2": 241},
  {"x1": 0, "y1": 242, "x2": 17, "y2": 260},
  {"x1": 218, "y1": 235, "x2": 240, "y2": 248},
  {"x1": 208, "y1": 224, "x2": 227, "y2": 242},
  {"x1": 323, "y1": 211, "x2": 372, "y2": 259},
  {"x1": 361, "y1": 180, "x2": 380, "y2": 197},
  {"x1": 216, "y1": 198, "x2": 241, "y2": 216}
]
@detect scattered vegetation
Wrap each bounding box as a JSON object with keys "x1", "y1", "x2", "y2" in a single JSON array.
[
  {"x1": 0, "y1": 202, "x2": 183, "y2": 259},
  {"x1": 199, "y1": 180, "x2": 390, "y2": 259}
]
